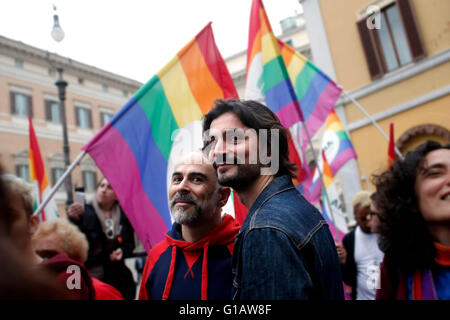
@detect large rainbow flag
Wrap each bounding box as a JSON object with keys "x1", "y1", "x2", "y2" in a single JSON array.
[
  {"x1": 245, "y1": 0, "x2": 305, "y2": 185},
  {"x1": 245, "y1": 0, "x2": 304, "y2": 128},
  {"x1": 83, "y1": 23, "x2": 238, "y2": 252},
  {"x1": 307, "y1": 108, "x2": 358, "y2": 204},
  {"x1": 277, "y1": 39, "x2": 343, "y2": 155},
  {"x1": 29, "y1": 117, "x2": 59, "y2": 222}
]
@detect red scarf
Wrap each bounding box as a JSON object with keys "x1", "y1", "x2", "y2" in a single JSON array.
[{"x1": 411, "y1": 242, "x2": 450, "y2": 300}]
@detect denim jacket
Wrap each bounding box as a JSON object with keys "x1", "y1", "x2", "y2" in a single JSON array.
[{"x1": 232, "y1": 175, "x2": 344, "y2": 300}]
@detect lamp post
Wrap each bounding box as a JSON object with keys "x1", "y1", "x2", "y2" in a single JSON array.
[{"x1": 50, "y1": 6, "x2": 73, "y2": 206}]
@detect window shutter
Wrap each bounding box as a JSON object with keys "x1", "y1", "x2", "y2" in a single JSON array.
[
  {"x1": 27, "y1": 95, "x2": 33, "y2": 117},
  {"x1": 82, "y1": 171, "x2": 87, "y2": 190},
  {"x1": 396, "y1": 0, "x2": 426, "y2": 61},
  {"x1": 93, "y1": 172, "x2": 98, "y2": 188},
  {"x1": 75, "y1": 107, "x2": 80, "y2": 127},
  {"x1": 51, "y1": 168, "x2": 56, "y2": 186},
  {"x1": 87, "y1": 109, "x2": 92, "y2": 129},
  {"x1": 357, "y1": 19, "x2": 384, "y2": 80},
  {"x1": 10, "y1": 92, "x2": 16, "y2": 114},
  {"x1": 45, "y1": 100, "x2": 51, "y2": 121}
]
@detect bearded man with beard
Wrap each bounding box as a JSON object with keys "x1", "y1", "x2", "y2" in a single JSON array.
[
  {"x1": 203, "y1": 99, "x2": 344, "y2": 300},
  {"x1": 138, "y1": 151, "x2": 240, "y2": 300}
]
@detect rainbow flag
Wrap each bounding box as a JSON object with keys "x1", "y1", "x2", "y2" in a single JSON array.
[
  {"x1": 306, "y1": 108, "x2": 358, "y2": 203},
  {"x1": 319, "y1": 151, "x2": 348, "y2": 242},
  {"x1": 245, "y1": 0, "x2": 305, "y2": 184},
  {"x1": 278, "y1": 39, "x2": 343, "y2": 154},
  {"x1": 29, "y1": 117, "x2": 59, "y2": 222},
  {"x1": 82, "y1": 23, "x2": 238, "y2": 252},
  {"x1": 387, "y1": 122, "x2": 396, "y2": 168},
  {"x1": 245, "y1": 0, "x2": 304, "y2": 128}
]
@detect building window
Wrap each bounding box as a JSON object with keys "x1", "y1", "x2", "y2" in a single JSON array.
[
  {"x1": 48, "y1": 68, "x2": 56, "y2": 77},
  {"x1": 102, "y1": 84, "x2": 108, "y2": 92},
  {"x1": 100, "y1": 111, "x2": 114, "y2": 127},
  {"x1": 45, "y1": 100, "x2": 60, "y2": 123},
  {"x1": 51, "y1": 168, "x2": 65, "y2": 190},
  {"x1": 285, "y1": 39, "x2": 294, "y2": 47},
  {"x1": 78, "y1": 77, "x2": 84, "y2": 85},
  {"x1": 82, "y1": 171, "x2": 97, "y2": 192},
  {"x1": 14, "y1": 58, "x2": 23, "y2": 68},
  {"x1": 75, "y1": 106, "x2": 92, "y2": 129},
  {"x1": 357, "y1": 0, "x2": 426, "y2": 79},
  {"x1": 16, "y1": 165, "x2": 30, "y2": 182},
  {"x1": 10, "y1": 92, "x2": 33, "y2": 117},
  {"x1": 375, "y1": 5, "x2": 413, "y2": 71},
  {"x1": 123, "y1": 90, "x2": 128, "y2": 98},
  {"x1": 280, "y1": 16, "x2": 297, "y2": 33}
]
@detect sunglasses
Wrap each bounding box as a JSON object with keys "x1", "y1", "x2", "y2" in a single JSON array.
[{"x1": 105, "y1": 218, "x2": 114, "y2": 239}]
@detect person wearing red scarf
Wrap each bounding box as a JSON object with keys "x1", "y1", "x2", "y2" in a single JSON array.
[{"x1": 138, "y1": 151, "x2": 240, "y2": 300}]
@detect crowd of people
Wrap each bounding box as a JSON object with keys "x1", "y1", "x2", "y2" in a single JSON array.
[{"x1": 0, "y1": 99, "x2": 448, "y2": 300}]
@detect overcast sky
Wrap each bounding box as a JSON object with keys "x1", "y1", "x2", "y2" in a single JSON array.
[{"x1": 0, "y1": 0, "x2": 303, "y2": 83}]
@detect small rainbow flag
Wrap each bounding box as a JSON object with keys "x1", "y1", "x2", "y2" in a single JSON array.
[
  {"x1": 307, "y1": 108, "x2": 358, "y2": 204},
  {"x1": 83, "y1": 23, "x2": 238, "y2": 252},
  {"x1": 320, "y1": 150, "x2": 348, "y2": 241},
  {"x1": 29, "y1": 117, "x2": 59, "y2": 222},
  {"x1": 245, "y1": 0, "x2": 304, "y2": 128},
  {"x1": 387, "y1": 122, "x2": 396, "y2": 168}
]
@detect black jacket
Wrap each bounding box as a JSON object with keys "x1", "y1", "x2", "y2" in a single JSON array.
[
  {"x1": 69, "y1": 203, "x2": 137, "y2": 299},
  {"x1": 342, "y1": 229, "x2": 357, "y2": 300},
  {"x1": 69, "y1": 203, "x2": 135, "y2": 270}
]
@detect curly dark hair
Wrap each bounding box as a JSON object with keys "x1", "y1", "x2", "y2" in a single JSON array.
[
  {"x1": 372, "y1": 140, "x2": 450, "y2": 273},
  {"x1": 202, "y1": 99, "x2": 297, "y2": 179}
]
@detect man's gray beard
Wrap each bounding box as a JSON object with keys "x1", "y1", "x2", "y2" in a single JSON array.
[
  {"x1": 170, "y1": 192, "x2": 218, "y2": 226},
  {"x1": 171, "y1": 204, "x2": 202, "y2": 226},
  {"x1": 218, "y1": 163, "x2": 262, "y2": 192}
]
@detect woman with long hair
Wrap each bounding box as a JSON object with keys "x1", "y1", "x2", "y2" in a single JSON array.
[{"x1": 373, "y1": 140, "x2": 450, "y2": 300}]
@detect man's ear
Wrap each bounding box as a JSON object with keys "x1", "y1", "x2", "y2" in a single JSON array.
[
  {"x1": 28, "y1": 215, "x2": 39, "y2": 236},
  {"x1": 217, "y1": 187, "x2": 231, "y2": 208}
]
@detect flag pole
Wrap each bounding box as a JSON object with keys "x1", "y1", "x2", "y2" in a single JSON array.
[
  {"x1": 33, "y1": 150, "x2": 86, "y2": 217},
  {"x1": 355, "y1": 157, "x2": 372, "y2": 192},
  {"x1": 341, "y1": 89, "x2": 404, "y2": 160},
  {"x1": 302, "y1": 123, "x2": 341, "y2": 243},
  {"x1": 338, "y1": 115, "x2": 373, "y2": 192}
]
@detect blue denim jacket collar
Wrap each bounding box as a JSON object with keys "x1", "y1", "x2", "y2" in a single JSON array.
[{"x1": 238, "y1": 175, "x2": 294, "y2": 235}]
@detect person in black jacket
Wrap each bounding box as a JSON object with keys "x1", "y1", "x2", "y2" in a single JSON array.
[{"x1": 68, "y1": 177, "x2": 136, "y2": 299}]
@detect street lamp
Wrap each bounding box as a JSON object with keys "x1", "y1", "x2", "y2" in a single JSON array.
[{"x1": 50, "y1": 6, "x2": 73, "y2": 206}]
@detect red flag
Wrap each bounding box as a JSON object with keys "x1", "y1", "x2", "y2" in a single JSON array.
[
  {"x1": 232, "y1": 190, "x2": 248, "y2": 226},
  {"x1": 29, "y1": 117, "x2": 59, "y2": 221},
  {"x1": 288, "y1": 132, "x2": 305, "y2": 184},
  {"x1": 387, "y1": 122, "x2": 396, "y2": 168}
]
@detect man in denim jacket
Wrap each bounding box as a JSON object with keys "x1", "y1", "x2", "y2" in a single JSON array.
[{"x1": 202, "y1": 99, "x2": 344, "y2": 300}]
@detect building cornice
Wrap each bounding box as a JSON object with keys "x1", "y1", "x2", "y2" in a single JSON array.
[
  {"x1": 347, "y1": 84, "x2": 450, "y2": 132},
  {"x1": 0, "y1": 35, "x2": 142, "y2": 91},
  {"x1": 0, "y1": 118, "x2": 93, "y2": 144},
  {"x1": 337, "y1": 48, "x2": 450, "y2": 106},
  {"x1": 0, "y1": 62, "x2": 130, "y2": 106}
]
